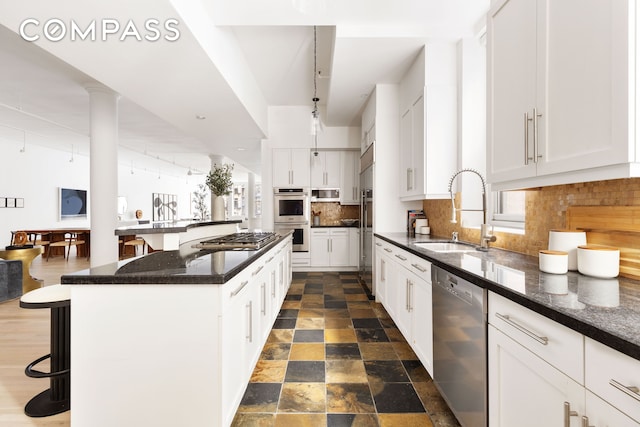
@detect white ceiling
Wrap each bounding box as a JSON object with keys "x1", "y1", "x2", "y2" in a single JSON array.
[{"x1": 0, "y1": 0, "x2": 488, "y2": 180}]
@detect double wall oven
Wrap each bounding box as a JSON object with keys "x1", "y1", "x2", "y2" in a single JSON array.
[{"x1": 273, "y1": 188, "x2": 310, "y2": 252}]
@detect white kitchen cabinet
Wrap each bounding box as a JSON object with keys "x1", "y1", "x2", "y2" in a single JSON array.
[
  {"x1": 272, "y1": 148, "x2": 310, "y2": 187},
  {"x1": 310, "y1": 151, "x2": 341, "y2": 188},
  {"x1": 348, "y1": 228, "x2": 360, "y2": 267},
  {"x1": 585, "y1": 391, "x2": 640, "y2": 427},
  {"x1": 374, "y1": 241, "x2": 387, "y2": 305},
  {"x1": 399, "y1": 87, "x2": 456, "y2": 200},
  {"x1": 489, "y1": 325, "x2": 585, "y2": 427},
  {"x1": 408, "y1": 255, "x2": 432, "y2": 377},
  {"x1": 340, "y1": 150, "x2": 360, "y2": 205},
  {"x1": 221, "y1": 269, "x2": 262, "y2": 426},
  {"x1": 381, "y1": 243, "x2": 433, "y2": 377},
  {"x1": 585, "y1": 337, "x2": 640, "y2": 424},
  {"x1": 310, "y1": 228, "x2": 349, "y2": 267},
  {"x1": 487, "y1": 0, "x2": 637, "y2": 190}
]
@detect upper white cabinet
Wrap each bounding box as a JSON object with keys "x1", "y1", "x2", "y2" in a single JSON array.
[
  {"x1": 272, "y1": 148, "x2": 310, "y2": 187},
  {"x1": 340, "y1": 151, "x2": 360, "y2": 205},
  {"x1": 487, "y1": 0, "x2": 638, "y2": 190},
  {"x1": 399, "y1": 45, "x2": 457, "y2": 200},
  {"x1": 310, "y1": 151, "x2": 341, "y2": 188},
  {"x1": 361, "y1": 94, "x2": 376, "y2": 154}
]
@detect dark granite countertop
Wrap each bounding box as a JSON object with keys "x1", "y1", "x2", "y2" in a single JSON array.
[
  {"x1": 114, "y1": 219, "x2": 241, "y2": 236},
  {"x1": 61, "y1": 232, "x2": 292, "y2": 285},
  {"x1": 376, "y1": 232, "x2": 640, "y2": 361}
]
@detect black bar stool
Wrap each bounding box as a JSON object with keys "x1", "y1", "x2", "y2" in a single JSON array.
[{"x1": 20, "y1": 285, "x2": 71, "y2": 417}]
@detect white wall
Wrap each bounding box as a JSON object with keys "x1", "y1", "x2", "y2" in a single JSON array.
[
  {"x1": 0, "y1": 139, "x2": 203, "y2": 247},
  {"x1": 457, "y1": 35, "x2": 488, "y2": 227}
]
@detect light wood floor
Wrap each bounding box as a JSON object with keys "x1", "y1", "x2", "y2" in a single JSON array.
[{"x1": 0, "y1": 255, "x2": 87, "y2": 426}]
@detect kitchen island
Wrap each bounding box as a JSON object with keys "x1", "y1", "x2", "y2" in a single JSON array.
[{"x1": 62, "y1": 231, "x2": 292, "y2": 427}]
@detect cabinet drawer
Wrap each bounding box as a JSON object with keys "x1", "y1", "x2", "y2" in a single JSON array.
[
  {"x1": 488, "y1": 292, "x2": 584, "y2": 384},
  {"x1": 586, "y1": 337, "x2": 640, "y2": 423},
  {"x1": 409, "y1": 254, "x2": 431, "y2": 281},
  {"x1": 391, "y1": 247, "x2": 412, "y2": 270},
  {"x1": 375, "y1": 238, "x2": 395, "y2": 257}
]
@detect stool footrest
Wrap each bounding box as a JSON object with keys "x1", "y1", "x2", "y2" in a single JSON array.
[{"x1": 25, "y1": 354, "x2": 70, "y2": 379}]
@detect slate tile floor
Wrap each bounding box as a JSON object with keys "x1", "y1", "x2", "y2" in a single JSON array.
[{"x1": 232, "y1": 272, "x2": 461, "y2": 427}]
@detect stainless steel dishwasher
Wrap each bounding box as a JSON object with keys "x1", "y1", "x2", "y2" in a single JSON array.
[{"x1": 432, "y1": 265, "x2": 487, "y2": 427}]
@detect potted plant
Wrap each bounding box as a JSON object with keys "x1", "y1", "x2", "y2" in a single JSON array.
[{"x1": 206, "y1": 163, "x2": 234, "y2": 220}]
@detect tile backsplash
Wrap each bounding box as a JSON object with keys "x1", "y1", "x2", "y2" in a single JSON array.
[
  {"x1": 423, "y1": 178, "x2": 640, "y2": 257},
  {"x1": 310, "y1": 202, "x2": 360, "y2": 226}
]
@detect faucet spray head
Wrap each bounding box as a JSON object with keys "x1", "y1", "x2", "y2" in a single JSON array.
[{"x1": 450, "y1": 194, "x2": 457, "y2": 224}]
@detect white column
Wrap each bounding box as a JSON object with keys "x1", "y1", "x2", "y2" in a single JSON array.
[
  {"x1": 247, "y1": 172, "x2": 257, "y2": 230},
  {"x1": 209, "y1": 154, "x2": 225, "y2": 218},
  {"x1": 86, "y1": 84, "x2": 120, "y2": 267}
]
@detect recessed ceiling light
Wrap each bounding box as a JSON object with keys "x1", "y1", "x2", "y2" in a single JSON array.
[
  {"x1": 237, "y1": 147, "x2": 246, "y2": 151},
  {"x1": 195, "y1": 115, "x2": 206, "y2": 120}
]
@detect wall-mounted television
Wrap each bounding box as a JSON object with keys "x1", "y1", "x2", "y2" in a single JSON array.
[{"x1": 60, "y1": 187, "x2": 88, "y2": 219}]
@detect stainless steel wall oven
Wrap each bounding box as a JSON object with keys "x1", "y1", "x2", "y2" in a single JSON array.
[{"x1": 274, "y1": 188, "x2": 310, "y2": 252}]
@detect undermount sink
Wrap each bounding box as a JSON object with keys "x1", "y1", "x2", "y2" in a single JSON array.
[{"x1": 413, "y1": 241, "x2": 478, "y2": 253}]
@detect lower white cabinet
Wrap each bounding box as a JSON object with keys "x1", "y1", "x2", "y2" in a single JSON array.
[
  {"x1": 220, "y1": 238, "x2": 292, "y2": 426},
  {"x1": 489, "y1": 291, "x2": 640, "y2": 426},
  {"x1": 488, "y1": 324, "x2": 585, "y2": 427},
  {"x1": 374, "y1": 238, "x2": 433, "y2": 376},
  {"x1": 585, "y1": 337, "x2": 640, "y2": 425},
  {"x1": 310, "y1": 228, "x2": 350, "y2": 267}
]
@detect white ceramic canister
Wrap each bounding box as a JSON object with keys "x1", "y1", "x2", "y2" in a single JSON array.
[
  {"x1": 414, "y1": 219, "x2": 428, "y2": 234},
  {"x1": 420, "y1": 226, "x2": 431, "y2": 235},
  {"x1": 548, "y1": 229, "x2": 587, "y2": 271},
  {"x1": 577, "y1": 245, "x2": 620, "y2": 278},
  {"x1": 539, "y1": 250, "x2": 569, "y2": 274}
]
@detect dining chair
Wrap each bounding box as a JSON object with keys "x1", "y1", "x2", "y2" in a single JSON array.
[{"x1": 47, "y1": 232, "x2": 87, "y2": 261}]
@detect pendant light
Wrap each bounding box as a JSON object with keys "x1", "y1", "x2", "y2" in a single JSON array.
[{"x1": 311, "y1": 25, "x2": 322, "y2": 156}]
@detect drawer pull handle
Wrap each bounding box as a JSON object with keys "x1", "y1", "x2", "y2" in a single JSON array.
[
  {"x1": 411, "y1": 263, "x2": 427, "y2": 273},
  {"x1": 230, "y1": 281, "x2": 249, "y2": 297},
  {"x1": 609, "y1": 379, "x2": 640, "y2": 401},
  {"x1": 581, "y1": 416, "x2": 594, "y2": 427},
  {"x1": 495, "y1": 313, "x2": 549, "y2": 345},
  {"x1": 384, "y1": 248, "x2": 393, "y2": 253},
  {"x1": 563, "y1": 402, "x2": 579, "y2": 427},
  {"x1": 395, "y1": 254, "x2": 407, "y2": 261},
  {"x1": 252, "y1": 265, "x2": 264, "y2": 276},
  {"x1": 375, "y1": 242, "x2": 382, "y2": 247}
]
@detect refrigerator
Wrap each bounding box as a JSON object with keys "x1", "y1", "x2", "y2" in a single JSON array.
[{"x1": 359, "y1": 144, "x2": 374, "y2": 293}]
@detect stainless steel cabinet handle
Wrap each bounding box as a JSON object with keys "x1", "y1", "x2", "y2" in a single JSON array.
[
  {"x1": 408, "y1": 280, "x2": 413, "y2": 312},
  {"x1": 271, "y1": 272, "x2": 276, "y2": 297},
  {"x1": 563, "y1": 402, "x2": 578, "y2": 427},
  {"x1": 246, "y1": 301, "x2": 253, "y2": 342},
  {"x1": 609, "y1": 379, "x2": 640, "y2": 401},
  {"x1": 384, "y1": 248, "x2": 392, "y2": 253},
  {"x1": 252, "y1": 265, "x2": 264, "y2": 276},
  {"x1": 261, "y1": 283, "x2": 266, "y2": 315},
  {"x1": 533, "y1": 108, "x2": 543, "y2": 163},
  {"x1": 395, "y1": 254, "x2": 407, "y2": 261},
  {"x1": 375, "y1": 242, "x2": 382, "y2": 247},
  {"x1": 411, "y1": 263, "x2": 427, "y2": 273},
  {"x1": 524, "y1": 112, "x2": 531, "y2": 165},
  {"x1": 495, "y1": 313, "x2": 549, "y2": 345},
  {"x1": 406, "y1": 280, "x2": 410, "y2": 311},
  {"x1": 230, "y1": 280, "x2": 249, "y2": 297},
  {"x1": 581, "y1": 416, "x2": 594, "y2": 427},
  {"x1": 381, "y1": 259, "x2": 386, "y2": 281}
]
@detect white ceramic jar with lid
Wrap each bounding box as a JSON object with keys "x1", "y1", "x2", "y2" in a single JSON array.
[
  {"x1": 577, "y1": 245, "x2": 620, "y2": 278},
  {"x1": 548, "y1": 229, "x2": 587, "y2": 270},
  {"x1": 539, "y1": 250, "x2": 569, "y2": 274}
]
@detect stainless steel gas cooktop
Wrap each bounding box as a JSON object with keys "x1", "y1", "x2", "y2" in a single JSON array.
[{"x1": 193, "y1": 232, "x2": 278, "y2": 250}]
